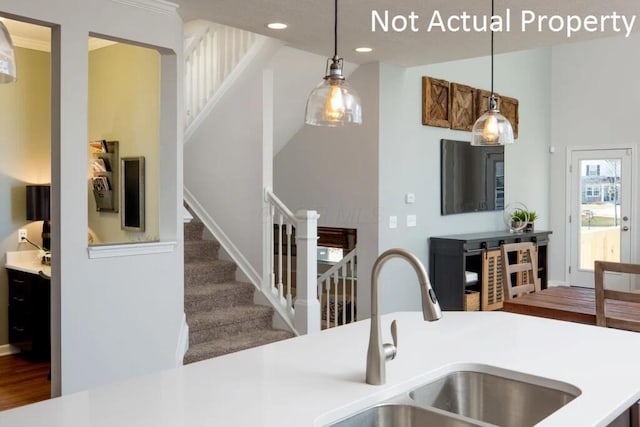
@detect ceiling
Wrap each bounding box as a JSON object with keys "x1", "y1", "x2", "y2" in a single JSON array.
[{"x1": 175, "y1": 0, "x2": 639, "y2": 66}]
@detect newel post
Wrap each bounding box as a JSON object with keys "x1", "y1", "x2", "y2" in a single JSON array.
[{"x1": 294, "y1": 210, "x2": 321, "y2": 334}]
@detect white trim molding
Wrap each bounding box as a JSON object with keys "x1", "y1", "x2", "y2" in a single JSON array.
[
  {"x1": 110, "y1": 0, "x2": 178, "y2": 15},
  {"x1": 0, "y1": 344, "x2": 20, "y2": 357},
  {"x1": 87, "y1": 241, "x2": 177, "y2": 259},
  {"x1": 176, "y1": 312, "x2": 189, "y2": 366}
]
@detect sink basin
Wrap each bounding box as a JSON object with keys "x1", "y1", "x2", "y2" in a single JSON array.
[
  {"x1": 409, "y1": 369, "x2": 581, "y2": 426},
  {"x1": 327, "y1": 403, "x2": 480, "y2": 427}
]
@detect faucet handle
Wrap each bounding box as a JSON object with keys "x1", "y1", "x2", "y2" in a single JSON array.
[{"x1": 383, "y1": 320, "x2": 398, "y2": 361}]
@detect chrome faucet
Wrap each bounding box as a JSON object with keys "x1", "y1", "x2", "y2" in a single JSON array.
[{"x1": 366, "y1": 248, "x2": 442, "y2": 385}]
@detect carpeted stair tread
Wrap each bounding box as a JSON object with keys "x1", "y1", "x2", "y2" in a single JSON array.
[
  {"x1": 184, "y1": 221, "x2": 205, "y2": 241},
  {"x1": 184, "y1": 329, "x2": 295, "y2": 364},
  {"x1": 187, "y1": 305, "x2": 274, "y2": 331},
  {"x1": 184, "y1": 281, "x2": 254, "y2": 313},
  {"x1": 184, "y1": 259, "x2": 236, "y2": 285},
  {"x1": 184, "y1": 239, "x2": 220, "y2": 262}
]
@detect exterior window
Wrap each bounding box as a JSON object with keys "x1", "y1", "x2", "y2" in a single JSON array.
[{"x1": 586, "y1": 164, "x2": 600, "y2": 176}]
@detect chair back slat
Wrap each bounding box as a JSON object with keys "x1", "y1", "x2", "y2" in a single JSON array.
[
  {"x1": 595, "y1": 261, "x2": 640, "y2": 332},
  {"x1": 501, "y1": 242, "x2": 539, "y2": 301}
]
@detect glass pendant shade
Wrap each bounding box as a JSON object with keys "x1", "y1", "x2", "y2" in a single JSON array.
[
  {"x1": 305, "y1": 75, "x2": 362, "y2": 127},
  {"x1": 0, "y1": 21, "x2": 16, "y2": 83},
  {"x1": 471, "y1": 96, "x2": 514, "y2": 146}
]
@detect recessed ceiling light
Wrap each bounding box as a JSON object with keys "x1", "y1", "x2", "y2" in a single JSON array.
[
  {"x1": 267, "y1": 22, "x2": 288, "y2": 30},
  {"x1": 354, "y1": 47, "x2": 373, "y2": 53}
]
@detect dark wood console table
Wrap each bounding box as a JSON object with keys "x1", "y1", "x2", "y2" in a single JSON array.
[{"x1": 429, "y1": 230, "x2": 552, "y2": 311}]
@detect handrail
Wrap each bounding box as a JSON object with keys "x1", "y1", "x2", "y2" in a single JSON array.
[
  {"x1": 265, "y1": 189, "x2": 296, "y2": 225},
  {"x1": 317, "y1": 246, "x2": 358, "y2": 329},
  {"x1": 317, "y1": 246, "x2": 357, "y2": 283}
]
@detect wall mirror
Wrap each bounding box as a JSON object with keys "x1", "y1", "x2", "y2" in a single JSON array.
[{"x1": 121, "y1": 157, "x2": 145, "y2": 231}]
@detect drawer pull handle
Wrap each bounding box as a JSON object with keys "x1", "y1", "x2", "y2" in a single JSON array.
[
  {"x1": 12, "y1": 297, "x2": 25, "y2": 302},
  {"x1": 12, "y1": 279, "x2": 25, "y2": 284},
  {"x1": 12, "y1": 326, "x2": 25, "y2": 332}
]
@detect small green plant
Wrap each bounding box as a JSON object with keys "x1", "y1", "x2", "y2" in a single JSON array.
[{"x1": 511, "y1": 209, "x2": 538, "y2": 223}]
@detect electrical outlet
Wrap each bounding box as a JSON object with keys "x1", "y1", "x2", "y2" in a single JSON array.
[{"x1": 18, "y1": 228, "x2": 28, "y2": 243}]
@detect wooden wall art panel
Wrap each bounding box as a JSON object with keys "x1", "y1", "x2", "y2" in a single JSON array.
[
  {"x1": 500, "y1": 95, "x2": 519, "y2": 139},
  {"x1": 450, "y1": 83, "x2": 476, "y2": 131},
  {"x1": 475, "y1": 88, "x2": 498, "y2": 119},
  {"x1": 422, "y1": 76, "x2": 450, "y2": 128}
]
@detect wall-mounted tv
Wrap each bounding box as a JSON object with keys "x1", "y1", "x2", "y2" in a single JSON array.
[{"x1": 441, "y1": 139, "x2": 504, "y2": 215}]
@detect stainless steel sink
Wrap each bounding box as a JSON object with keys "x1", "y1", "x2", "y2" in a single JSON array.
[
  {"x1": 327, "y1": 403, "x2": 481, "y2": 427},
  {"x1": 409, "y1": 369, "x2": 581, "y2": 426}
]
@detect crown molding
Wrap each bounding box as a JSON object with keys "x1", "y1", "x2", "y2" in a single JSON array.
[{"x1": 110, "y1": 0, "x2": 179, "y2": 15}]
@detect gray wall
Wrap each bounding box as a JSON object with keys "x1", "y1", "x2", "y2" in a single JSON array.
[
  {"x1": 274, "y1": 63, "x2": 380, "y2": 318},
  {"x1": 549, "y1": 34, "x2": 640, "y2": 284},
  {"x1": 377, "y1": 48, "x2": 552, "y2": 313},
  {"x1": 275, "y1": 48, "x2": 552, "y2": 317}
]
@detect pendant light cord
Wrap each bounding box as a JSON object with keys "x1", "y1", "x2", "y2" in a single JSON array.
[
  {"x1": 334, "y1": 0, "x2": 338, "y2": 59},
  {"x1": 490, "y1": 0, "x2": 494, "y2": 96}
]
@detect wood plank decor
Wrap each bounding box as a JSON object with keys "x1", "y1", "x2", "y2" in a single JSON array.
[
  {"x1": 450, "y1": 83, "x2": 476, "y2": 131},
  {"x1": 475, "y1": 88, "x2": 497, "y2": 119},
  {"x1": 500, "y1": 95, "x2": 519, "y2": 139},
  {"x1": 422, "y1": 76, "x2": 450, "y2": 127}
]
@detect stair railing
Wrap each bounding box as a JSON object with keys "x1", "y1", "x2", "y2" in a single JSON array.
[
  {"x1": 317, "y1": 247, "x2": 358, "y2": 329},
  {"x1": 265, "y1": 189, "x2": 321, "y2": 334},
  {"x1": 184, "y1": 22, "x2": 256, "y2": 132}
]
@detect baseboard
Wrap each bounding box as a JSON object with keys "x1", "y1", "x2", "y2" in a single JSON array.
[
  {"x1": 175, "y1": 313, "x2": 189, "y2": 366},
  {"x1": 0, "y1": 344, "x2": 20, "y2": 357}
]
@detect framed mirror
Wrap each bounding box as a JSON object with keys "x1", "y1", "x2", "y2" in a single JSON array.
[{"x1": 121, "y1": 156, "x2": 145, "y2": 231}]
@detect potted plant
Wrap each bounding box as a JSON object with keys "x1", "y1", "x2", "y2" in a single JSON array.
[{"x1": 512, "y1": 209, "x2": 538, "y2": 232}]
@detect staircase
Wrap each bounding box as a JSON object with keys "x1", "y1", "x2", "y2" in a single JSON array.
[{"x1": 183, "y1": 219, "x2": 294, "y2": 364}]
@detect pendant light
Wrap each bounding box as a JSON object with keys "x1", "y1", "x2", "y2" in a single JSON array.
[
  {"x1": 0, "y1": 19, "x2": 16, "y2": 83},
  {"x1": 305, "y1": 0, "x2": 362, "y2": 127},
  {"x1": 471, "y1": 0, "x2": 513, "y2": 146}
]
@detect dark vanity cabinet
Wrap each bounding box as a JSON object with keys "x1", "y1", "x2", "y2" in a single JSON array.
[
  {"x1": 429, "y1": 230, "x2": 551, "y2": 311},
  {"x1": 7, "y1": 268, "x2": 51, "y2": 361}
]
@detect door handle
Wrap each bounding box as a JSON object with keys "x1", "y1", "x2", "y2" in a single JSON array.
[{"x1": 622, "y1": 226, "x2": 629, "y2": 231}]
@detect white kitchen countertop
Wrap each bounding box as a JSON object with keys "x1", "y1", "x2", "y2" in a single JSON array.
[
  {"x1": 1, "y1": 311, "x2": 639, "y2": 426},
  {"x1": 5, "y1": 250, "x2": 51, "y2": 277}
]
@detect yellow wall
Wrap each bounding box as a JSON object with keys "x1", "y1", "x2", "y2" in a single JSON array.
[
  {"x1": 88, "y1": 42, "x2": 160, "y2": 243},
  {"x1": 0, "y1": 47, "x2": 51, "y2": 345}
]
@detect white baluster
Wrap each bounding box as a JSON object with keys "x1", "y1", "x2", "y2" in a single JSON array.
[
  {"x1": 342, "y1": 265, "x2": 347, "y2": 326},
  {"x1": 269, "y1": 204, "x2": 276, "y2": 294},
  {"x1": 286, "y1": 223, "x2": 292, "y2": 312},
  {"x1": 350, "y1": 259, "x2": 356, "y2": 321},
  {"x1": 278, "y1": 214, "x2": 284, "y2": 300},
  {"x1": 325, "y1": 281, "x2": 330, "y2": 330}
]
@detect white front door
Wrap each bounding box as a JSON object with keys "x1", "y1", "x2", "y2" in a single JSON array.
[{"x1": 569, "y1": 149, "x2": 633, "y2": 289}]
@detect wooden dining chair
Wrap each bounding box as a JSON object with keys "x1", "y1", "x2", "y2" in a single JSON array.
[
  {"x1": 501, "y1": 242, "x2": 540, "y2": 300},
  {"x1": 594, "y1": 261, "x2": 640, "y2": 332}
]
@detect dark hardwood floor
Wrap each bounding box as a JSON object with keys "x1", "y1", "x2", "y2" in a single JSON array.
[{"x1": 0, "y1": 354, "x2": 51, "y2": 412}]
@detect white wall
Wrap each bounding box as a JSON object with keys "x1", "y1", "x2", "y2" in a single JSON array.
[
  {"x1": 184, "y1": 39, "x2": 282, "y2": 278},
  {"x1": 274, "y1": 63, "x2": 380, "y2": 319},
  {"x1": 549, "y1": 34, "x2": 640, "y2": 283},
  {"x1": 376, "y1": 49, "x2": 552, "y2": 313},
  {"x1": 0, "y1": 0, "x2": 183, "y2": 394}
]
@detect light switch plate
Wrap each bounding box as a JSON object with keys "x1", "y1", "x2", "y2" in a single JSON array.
[
  {"x1": 407, "y1": 214, "x2": 417, "y2": 227},
  {"x1": 405, "y1": 193, "x2": 415, "y2": 204},
  {"x1": 389, "y1": 216, "x2": 398, "y2": 229}
]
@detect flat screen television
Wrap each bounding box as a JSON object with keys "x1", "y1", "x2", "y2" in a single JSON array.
[{"x1": 441, "y1": 139, "x2": 504, "y2": 215}]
